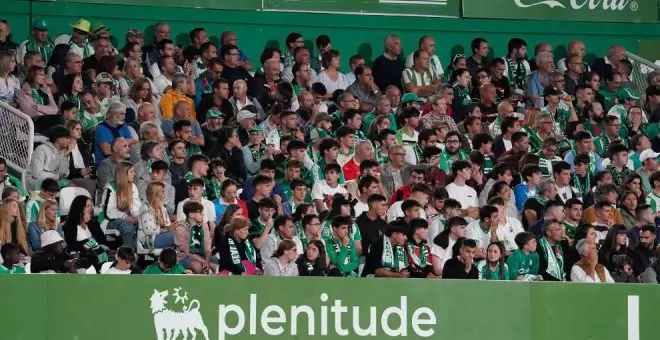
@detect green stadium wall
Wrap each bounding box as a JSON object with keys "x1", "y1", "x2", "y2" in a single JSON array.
[
  {"x1": 2, "y1": 0, "x2": 660, "y2": 71},
  {"x1": 0, "y1": 275, "x2": 659, "y2": 339}
]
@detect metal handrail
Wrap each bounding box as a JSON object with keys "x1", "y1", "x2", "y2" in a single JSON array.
[
  {"x1": 626, "y1": 51, "x2": 660, "y2": 70},
  {"x1": 0, "y1": 100, "x2": 35, "y2": 187}
]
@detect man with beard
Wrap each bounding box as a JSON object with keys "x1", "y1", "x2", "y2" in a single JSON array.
[
  {"x1": 93, "y1": 102, "x2": 134, "y2": 165},
  {"x1": 438, "y1": 131, "x2": 468, "y2": 173},
  {"x1": 196, "y1": 78, "x2": 233, "y2": 124},
  {"x1": 502, "y1": 38, "x2": 530, "y2": 93}
]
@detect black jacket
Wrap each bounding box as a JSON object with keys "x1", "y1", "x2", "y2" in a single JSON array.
[
  {"x1": 211, "y1": 145, "x2": 246, "y2": 183},
  {"x1": 196, "y1": 94, "x2": 234, "y2": 125},
  {"x1": 68, "y1": 139, "x2": 95, "y2": 179},
  {"x1": 355, "y1": 212, "x2": 386, "y2": 255}
]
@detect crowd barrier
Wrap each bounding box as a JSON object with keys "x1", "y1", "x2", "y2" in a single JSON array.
[
  {"x1": 0, "y1": 101, "x2": 34, "y2": 187},
  {"x1": 1, "y1": 275, "x2": 659, "y2": 340}
]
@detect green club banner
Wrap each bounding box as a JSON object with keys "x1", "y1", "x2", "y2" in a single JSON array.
[
  {"x1": 263, "y1": 0, "x2": 459, "y2": 17},
  {"x1": 462, "y1": 0, "x2": 657, "y2": 23},
  {"x1": 1, "y1": 275, "x2": 660, "y2": 340}
]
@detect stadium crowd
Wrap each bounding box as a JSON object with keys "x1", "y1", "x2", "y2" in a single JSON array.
[{"x1": 1, "y1": 18, "x2": 660, "y2": 282}]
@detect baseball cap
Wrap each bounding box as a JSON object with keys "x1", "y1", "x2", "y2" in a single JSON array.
[
  {"x1": 401, "y1": 93, "x2": 423, "y2": 105},
  {"x1": 249, "y1": 126, "x2": 263, "y2": 133},
  {"x1": 32, "y1": 19, "x2": 48, "y2": 31},
  {"x1": 41, "y1": 230, "x2": 64, "y2": 248},
  {"x1": 95, "y1": 72, "x2": 113, "y2": 84},
  {"x1": 236, "y1": 110, "x2": 257, "y2": 121},
  {"x1": 205, "y1": 108, "x2": 224, "y2": 120},
  {"x1": 639, "y1": 149, "x2": 660, "y2": 163},
  {"x1": 617, "y1": 88, "x2": 640, "y2": 101},
  {"x1": 543, "y1": 86, "x2": 562, "y2": 97}
]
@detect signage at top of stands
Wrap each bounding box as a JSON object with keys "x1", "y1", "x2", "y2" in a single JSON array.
[
  {"x1": 262, "y1": 0, "x2": 459, "y2": 17},
  {"x1": 463, "y1": 0, "x2": 656, "y2": 23}
]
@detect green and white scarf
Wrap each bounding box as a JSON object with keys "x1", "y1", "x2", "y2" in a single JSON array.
[
  {"x1": 26, "y1": 38, "x2": 54, "y2": 63},
  {"x1": 538, "y1": 237, "x2": 564, "y2": 280},
  {"x1": 188, "y1": 221, "x2": 205, "y2": 256},
  {"x1": 250, "y1": 143, "x2": 267, "y2": 162},
  {"x1": 453, "y1": 84, "x2": 472, "y2": 105},
  {"x1": 571, "y1": 173, "x2": 590, "y2": 197},
  {"x1": 31, "y1": 88, "x2": 45, "y2": 106},
  {"x1": 406, "y1": 242, "x2": 429, "y2": 268},
  {"x1": 533, "y1": 195, "x2": 549, "y2": 206},
  {"x1": 506, "y1": 57, "x2": 526, "y2": 90},
  {"x1": 228, "y1": 236, "x2": 256, "y2": 271},
  {"x1": 382, "y1": 237, "x2": 408, "y2": 271},
  {"x1": 62, "y1": 93, "x2": 82, "y2": 111}
]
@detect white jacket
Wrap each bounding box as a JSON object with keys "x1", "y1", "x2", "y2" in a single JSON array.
[{"x1": 26, "y1": 142, "x2": 69, "y2": 191}]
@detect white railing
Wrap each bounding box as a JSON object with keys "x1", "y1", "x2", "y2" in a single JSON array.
[
  {"x1": 0, "y1": 101, "x2": 35, "y2": 187},
  {"x1": 626, "y1": 51, "x2": 660, "y2": 99}
]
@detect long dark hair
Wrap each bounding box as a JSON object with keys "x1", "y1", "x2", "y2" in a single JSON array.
[
  {"x1": 599, "y1": 224, "x2": 628, "y2": 270},
  {"x1": 64, "y1": 195, "x2": 90, "y2": 228},
  {"x1": 484, "y1": 241, "x2": 506, "y2": 280},
  {"x1": 305, "y1": 240, "x2": 328, "y2": 270}
]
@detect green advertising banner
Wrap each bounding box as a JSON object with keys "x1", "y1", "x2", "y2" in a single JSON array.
[
  {"x1": 263, "y1": 0, "x2": 459, "y2": 17},
  {"x1": 462, "y1": 0, "x2": 657, "y2": 23},
  {"x1": 2, "y1": 276, "x2": 660, "y2": 340}
]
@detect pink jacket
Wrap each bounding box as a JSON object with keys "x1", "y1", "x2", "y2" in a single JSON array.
[{"x1": 17, "y1": 83, "x2": 58, "y2": 118}]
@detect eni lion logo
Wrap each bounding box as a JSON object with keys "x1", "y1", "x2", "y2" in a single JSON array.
[{"x1": 149, "y1": 288, "x2": 210, "y2": 340}]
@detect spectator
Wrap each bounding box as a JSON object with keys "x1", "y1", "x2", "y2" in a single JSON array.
[
  {"x1": 260, "y1": 215, "x2": 304, "y2": 262},
  {"x1": 446, "y1": 160, "x2": 479, "y2": 214},
  {"x1": 297, "y1": 239, "x2": 332, "y2": 276},
  {"x1": 96, "y1": 137, "x2": 131, "y2": 203},
  {"x1": 212, "y1": 179, "x2": 248, "y2": 221},
  {"x1": 0, "y1": 157, "x2": 26, "y2": 200},
  {"x1": 0, "y1": 243, "x2": 26, "y2": 274},
  {"x1": 93, "y1": 101, "x2": 134, "y2": 164},
  {"x1": 372, "y1": 35, "x2": 405, "y2": 92},
  {"x1": 137, "y1": 182, "x2": 177, "y2": 252},
  {"x1": 52, "y1": 52, "x2": 93, "y2": 94},
  {"x1": 229, "y1": 79, "x2": 265, "y2": 121},
  {"x1": 220, "y1": 44, "x2": 251, "y2": 95},
  {"x1": 212, "y1": 127, "x2": 246, "y2": 183},
  {"x1": 502, "y1": 38, "x2": 530, "y2": 92},
  {"x1": 174, "y1": 201, "x2": 214, "y2": 274},
  {"x1": 176, "y1": 178, "x2": 216, "y2": 233},
  {"x1": 26, "y1": 125, "x2": 70, "y2": 192},
  {"x1": 18, "y1": 66, "x2": 58, "y2": 130},
  {"x1": 506, "y1": 232, "x2": 541, "y2": 280},
  {"x1": 537, "y1": 219, "x2": 567, "y2": 281},
  {"x1": 466, "y1": 37, "x2": 489, "y2": 77},
  {"x1": 442, "y1": 238, "x2": 479, "y2": 279},
  {"x1": 26, "y1": 199, "x2": 60, "y2": 253},
  {"x1": 641, "y1": 246, "x2": 660, "y2": 283},
  {"x1": 138, "y1": 160, "x2": 175, "y2": 216},
  {"x1": 403, "y1": 49, "x2": 441, "y2": 102},
  {"x1": 0, "y1": 198, "x2": 28, "y2": 254},
  {"x1": 30, "y1": 230, "x2": 74, "y2": 273},
  {"x1": 16, "y1": 19, "x2": 53, "y2": 65},
  {"x1": 216, "y1": 216, "x2": 261, "y2": 276},
  {"x1": 101, "y1": 246, "x2": 140, "y2": 274},
  {"x1": 0, "y1": 51, "x2": 20, "y2": 106},
  {"x1": 404, "y1": 218, "x2": 436, "y2": 278},
  {"x1": 143, "y1": 247, "x2": 185, "y2": 274},
  {"x1": 476, "y1": 241, "x2": 509, "y2": 280},
  {"x1": 61, "y1": 195, "x2": 109, "y2": 271},
  {"x1": 263, "y1": 239, "x2": 299, "y2": 276},
  {"x1": 64, "y1": 120, "x2": 96, "y2": 197},
  {"x1": 160, "y1": 74, "x2": 197, "y2": 122},
  {"x1": 98, "y1": 161, "x2": 140, "y2": 249}
]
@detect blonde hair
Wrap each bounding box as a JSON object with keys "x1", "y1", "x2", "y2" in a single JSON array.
[
  {"x1": 523, "y1": 108, "x2": 542, "y2": 129},
  {"x1": 36, "y1": 199, "x2": 59, "y2": 232},
  {"x1": 114, "y1": 161, "x2": 134, "y2": 212},
  {"x1": 223, "y1": 216, "x2": 251, "y2": 235},
  {"x1": 0, "y1": 51, "x2": 16, "y2": 77},
  {"x1": 0, "y1": 198, "x2": 28, "y2": 252},
  {"x1": 146, "y1": 181, "x2": 165, "y2": 226}
]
